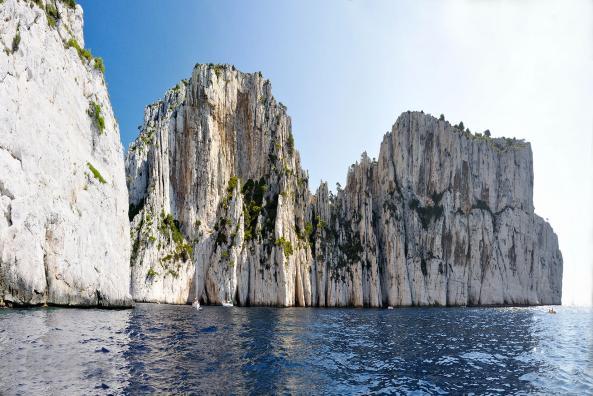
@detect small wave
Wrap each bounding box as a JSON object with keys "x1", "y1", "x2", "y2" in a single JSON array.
[
  {"x1": 460, "y1": 351, "x2": 505, "y2": 366},
  {"x1": 436, "y1": 356, "x2": 459, "y2": 366}
]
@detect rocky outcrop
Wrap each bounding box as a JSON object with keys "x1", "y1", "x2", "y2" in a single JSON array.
[
  {"x1": 126, "y1": 64, "x2": 562, "y2": 307},
  {"x1": 127, "y1": 65, "x2": 312, "y2": 305},
  {"x1": 309, "y1": 115, "x2": 562, "y2": 306},
  {"x1": 0, "y1": 0, "x2": 132, "y2": 307}
]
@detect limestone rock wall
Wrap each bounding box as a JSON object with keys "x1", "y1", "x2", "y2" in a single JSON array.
[
  {"x1": 310, "y1": 113, "x2": 562, "y2": 306},
  {"x1": 127, "y1": 64, "x2": 312, "y2": 305},
  {"x1": 127, "y1": 65, "x2": 562, "y2": 307},
  {"x1": 0, "y1": 0, "x2": 131, "y2": 307}
]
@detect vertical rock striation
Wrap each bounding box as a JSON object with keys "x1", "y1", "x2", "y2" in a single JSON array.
[
  {"x1": 310, "y1": 114, "x2": 562, "y2": 306},
  {"x1": 127, "y1": 65, "x2": 312, "y2": 305},
  {"x1": 0, "y1": 0, "x2": 131, "y2": 307},
  {"x1": 127, "y1": 64, "x2": 562, "y2": 307}
]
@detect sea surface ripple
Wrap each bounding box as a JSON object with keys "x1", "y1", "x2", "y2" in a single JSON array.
[{"x1": 0, "y1": 305, "x2": 591, "y2": 394}]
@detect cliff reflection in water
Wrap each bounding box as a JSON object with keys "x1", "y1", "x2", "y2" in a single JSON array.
[{"x1": 0, "y1": 305, "x2": 591, "y2": 394}]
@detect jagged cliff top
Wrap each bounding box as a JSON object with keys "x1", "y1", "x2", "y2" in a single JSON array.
[
  {"x1": 395, "y1": 111, "x2": 530, "y2": 151},
  {"x1": 132, "y1": 64, "x2": 531, "y2": 157},
  {"x1": 129, "y1": 64, "x2": 536, "y2": 214},
  {"x1": 129, "y1": 63, "x2": 293, "y2": 155}
]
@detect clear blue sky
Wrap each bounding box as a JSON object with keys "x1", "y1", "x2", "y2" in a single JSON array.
[{"x1": 79, "y1": 0, "x2": 592, "y2": 305}]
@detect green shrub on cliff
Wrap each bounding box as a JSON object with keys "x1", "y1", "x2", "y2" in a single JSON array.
[
  {"x1": 304, "y1": 222, "x2": 313, "y2": 239},
  {"x1": 287, "y1": 133, "x2": 295, "y2": 154},
  {"x1": 241, "y1": 178, "x2": 267, "y2": 240},
  {"x1": 11, "y1": 30, "x2": 20, "y2": 53},
  {"x1": 67, "y1": 38, "x2": 104, "y2": 75},
  {"x1": 159, "y1": 213, "x2": 183, "y2": 245},
  {"x1": 62, "y1": 0, "x2": 76, "y2": 8},
  {"x1": 46, "y1": 3, "x2": 59, "y2": 27},
  {"x1": 94, "y1": 57, "x2": 105, "y2": 73},
  {"x1": 67, "y1": 38, "x2": 92, "y2": 62},
  {"x1": 88, "y1": 101, "x2": 105, "y2": 134},
  {"x1": 211, "y1": 64, "x2": 224, "y2": 78},
  {"x1": 86, "y1": 162, "x2": 106, "y2": 184},
  {"x1": 227, "y1": 176, "x2": 239, "y2": 193},
  {"x1": 10, "y1": 23, "x2": 20, "y2": 55},
  {"x1": 275, "y1": 237, "x2": 293, "y2": 257}
]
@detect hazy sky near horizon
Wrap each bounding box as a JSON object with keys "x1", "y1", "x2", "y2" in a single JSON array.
[{"x1": 79, "y1": 0, "x2": 593, "y2": 305}]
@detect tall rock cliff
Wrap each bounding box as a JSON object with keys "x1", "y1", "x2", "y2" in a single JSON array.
[
  {"x1": 0, "y1": 0, "x2": 131, "y2": 307},
  {"x1": 127, "y1": 64, "x2": 312, "y2": 305},
  {"x1": 127, "y1": 64, "x2": 562, "y2": 307},
  {"x1": 309, "y1": 115, "x2": 562, "y2": 306}
]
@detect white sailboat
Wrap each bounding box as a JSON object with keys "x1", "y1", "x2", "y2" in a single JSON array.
[
  {"x1": 192, "y1": 299, "x2": 202, "y2": 311},
  {"x1": 222, "y1": 280, "x2": 233, "y2": 307}
]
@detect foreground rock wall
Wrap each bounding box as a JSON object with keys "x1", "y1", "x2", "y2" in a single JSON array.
[
  {"x1": 127, "y1": 64, "x2": 562, "y2": 306},
  {"x1": 0, "y1": 0, "x2": 131, "y2": 307}
]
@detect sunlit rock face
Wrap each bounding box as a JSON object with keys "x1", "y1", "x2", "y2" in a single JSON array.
[
  {"x1": 127, "y1": 64, "x2": 562, "y2": 306},
  {"x1": 0, "y1": 0, "x2": 132, "y2": 307},
  {"x1": 127, "y1": 64, "x2": 312, "y2": 305}
]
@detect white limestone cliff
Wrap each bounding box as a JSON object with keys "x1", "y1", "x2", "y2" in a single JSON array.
[
  {"x1": 310, "y1": 113, "x2": 562, "y2": 306},
  {"x1": 127, "y1": 65, "x2": 562, "y2": 307},
  {"x1": 127, "y1": 65, "x2": 312, "y2": 305},
  {"x1": 0, "y1": 0, "x2": 132, "y2": 307}
]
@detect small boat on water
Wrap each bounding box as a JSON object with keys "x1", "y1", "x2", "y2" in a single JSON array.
[
  {"x1": 387, "y1": 306, "x2": 394, "y2": 310},
  {"x1": 192, "y1": 299, "x2": 202, "y2": 311},
  {"x1": 548, "y1": 308, "x2": 557, "y2": 314},
  {"x1": 222, "y1": 301, "x2": 234, "y2": 307}
]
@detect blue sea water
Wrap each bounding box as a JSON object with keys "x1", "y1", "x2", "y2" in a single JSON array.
[{"x1": 0, "y1": 304, "x2": 591, "y2": 395}]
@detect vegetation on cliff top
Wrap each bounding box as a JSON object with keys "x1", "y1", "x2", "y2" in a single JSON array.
[{"x1": 436, "y1": 113, "x2": 527, "y2": 150}]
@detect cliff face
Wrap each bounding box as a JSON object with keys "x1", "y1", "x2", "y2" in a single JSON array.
[
  {"x1": 127, "y1": 64, "x2": 562, "y2": 306},
  {"x1": 0, "y1": 0, "x2": 131, "y2": 307},
  {"x1": 127, "y1": 65, "x2": 312, "y2": 305},
  {"x1": 310, "y1": 114, "x2": 562, "y2": 306}
]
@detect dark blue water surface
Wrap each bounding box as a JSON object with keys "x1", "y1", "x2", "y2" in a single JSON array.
[{"x1": 0, "y1": 305, "x2": 591, "y2": 395}]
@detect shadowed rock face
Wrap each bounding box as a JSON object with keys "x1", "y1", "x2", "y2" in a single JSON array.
[
  {"x1": 0, "y1": 0, "x2": 132, "y2": 307},
  {"x1": 126, "y1": 64, "x2": 562, "y2": 307},
  {"x1": 311, "y1": 114, "x2": 561, "y2": 307}
]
